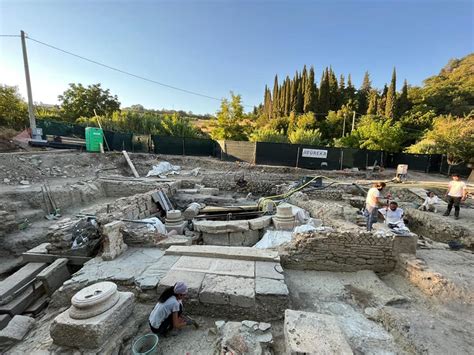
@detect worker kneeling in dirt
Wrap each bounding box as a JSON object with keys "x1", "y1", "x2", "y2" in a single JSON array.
[
  {"x1": 149, "y1": 281, "x2": 198, "y2": 336},
  {"x1": 378, "y1": 201, "x2": 408, "y2": 231},
  {"x1": 418, "y1": 191, "x2": 440, "y2": 213}
]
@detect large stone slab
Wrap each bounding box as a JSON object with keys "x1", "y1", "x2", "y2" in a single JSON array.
[
  {"x1": 256, "y1": 278, "x2": 289, "y2": 296},
  {"x1": 134, "y1": 255, "x2": 179, "y2": 290},
  {"x1": 199, "y1": 274, "x2": 255, "y2": 308},
  {"x1": 0, "y1": 283, "x2": 44, "y2": 317},
  {"x1": 284, "y1": 310, "x2": 353, "y2": 355},
  {"x1": 248, "y1": 215, "x2": 272, "y2": 230},
  {"x1": 0, "y1": 315, "x2": 35, "y2": 347},
  {"x1": 0, "y1": 262, "x2": 47, "y2": 305},
  {"x1": 37, "y1": 258, "x2": 70, "y2": 295},
  {"x1": 166, "y1": 245, "x2": 280, "y2": 262},
  {"x1": 50, "y1": 291, "x2": 134, "y2": 349},
  {"x1": 0, "y1": 314, "x2": 10, "y2": 331},
  {"x1": 202, "y1": 232, "x2": 230, "y2": 246},
  {"x1": 171, "y1": 256, "x2": 255, "y2": 278},
  {"x1": 256, "y1": 262, "x2": 285, "y2": 280},
  {"x1": 193, "y1": 220, "x2": 249, "y2": 233},
  {"x1": 101, "y1": 220, "x2": 128, "y2": 261},
  {"x1": 157, "y1": 270, "x2": 205, "y2": 299}
]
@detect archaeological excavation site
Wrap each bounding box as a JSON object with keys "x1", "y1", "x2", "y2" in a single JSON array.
[{"x1": 0, "y1": 150, "x2": 473, "y2": 354}]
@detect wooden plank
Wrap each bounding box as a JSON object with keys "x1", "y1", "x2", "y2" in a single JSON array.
[
  {"x1": 22, "y1": 253, "x2": 91, "y2": 266},
  {"x1": 122, "y1": 150, "x2": 140, "y2": 178}
]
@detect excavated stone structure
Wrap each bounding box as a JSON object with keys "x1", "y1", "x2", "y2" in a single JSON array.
[
  {"x1": 165, "y1": 210, "x2": 187, "y2": 234},
  {"x1": 50, "y1": 281, "x2": 134, "y2": 351},
  {"x1": 272, "y1": 205, "x2": 296, "y2": 230}
]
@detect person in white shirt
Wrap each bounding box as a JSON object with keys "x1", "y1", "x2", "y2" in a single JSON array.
[
  {"x1": 149, "y1": 282, "x2": 197, "y2": 336},
  {"x1": 379, "y1": 201, "x2": 405, "y2": 229},
  {"x1": 443, "y1": 174, "x2": 468, "y2": 220},
  {"x1": 365, "y1": 182, "x2": 390, "y2": 231},
  {"x1": 419, "y1": 191, "x2": 440, "y2": 212}
]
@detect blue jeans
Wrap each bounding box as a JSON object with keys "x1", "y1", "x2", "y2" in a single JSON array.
[{"x1": 366, "y1": 206, "x2": 378, "y2": 231}]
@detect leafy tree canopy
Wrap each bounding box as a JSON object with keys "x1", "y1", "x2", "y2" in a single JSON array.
[
  {"x1": 58, "y1": 83, "x2": 120, "y2": 121},
  {"x1": 0, "y1": 85, "x2": 28, "y2": 129}
]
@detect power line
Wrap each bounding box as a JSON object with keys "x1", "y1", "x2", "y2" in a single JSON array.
[
  {"x1": 25, "y1": 35, "x2": 254, "y2": 107},
  {"x1": 0, "y1": 34, "x2": 21, "y2": 37}
]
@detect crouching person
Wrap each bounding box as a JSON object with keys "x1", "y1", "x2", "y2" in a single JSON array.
[
  {"x1": 149, "y1": 282, "x2": 197, "y2": 336},
  {"x1": 418, "y1": 191, "x2": 440, "y2": 212}
]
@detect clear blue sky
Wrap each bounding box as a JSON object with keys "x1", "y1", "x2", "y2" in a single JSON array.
[{"x1": 1, "y1": 0, "x2": 472, "y2": 114}]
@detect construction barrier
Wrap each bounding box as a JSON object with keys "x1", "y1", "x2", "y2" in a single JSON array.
[{"x1": 36, "y1": 119, "x2": 471, "y2": 176}]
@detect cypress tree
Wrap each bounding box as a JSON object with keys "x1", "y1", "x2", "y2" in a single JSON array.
[
  {"x1": 397, "y1": 79, "x2": 410, "y2": 117},
  {"x1": 272, "y1": 75, "x2": 279, "y2": 118},
  {"x1": 285, "y1": 77, "x2": 291, "y2": 116},
  {"x1": 328, "y1": 67, "x2": 339, "y2": 111},
  {"x1": 367, "y1": 89, "x2": 378, "y2": 115},
  {"x1": 338, "y1": 74, "x2": 346, "y2": 105},
  {"x1": 345, "y1": 74, "x2": 356, "y2": 104},
  {"x1": 318, "y1": 68, "x2": 330, "y2": 117},
  {"x1": 296, "y1": 75, "x2": 304, "y2": 113},
  {"x1": 357, "y1": 71, "x2": 371, "y2": 114},
  {"x1": 304, "y1": 66, "x2": 316, "y2": 113},
  {"x1": 385, "y1": 67, "x2": 397, "y2": 119},
  {"x1": 291, "y1": 71, "x2": 299, "y2": 112},
  {"x1": 378, "y1": 84, "x2": 388, "y2": 116}
]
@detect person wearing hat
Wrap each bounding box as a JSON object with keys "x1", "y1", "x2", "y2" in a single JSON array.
[{"x1": 149, "y1": 281, "x2": 197, "y2": 335}]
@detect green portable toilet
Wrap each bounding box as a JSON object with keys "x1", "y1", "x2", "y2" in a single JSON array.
[{"x1": 85, "y1": 127, "x2": 104, "y2": 152}]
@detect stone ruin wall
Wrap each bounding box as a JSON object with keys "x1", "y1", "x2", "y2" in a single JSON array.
[{"x1": 280, "y1": 230, "x2": 398, "y2": 273}]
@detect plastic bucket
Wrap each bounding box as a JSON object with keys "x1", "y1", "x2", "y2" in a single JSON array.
[{"x1": 132, "y1": 334, "x2": 159, "y2": 355}]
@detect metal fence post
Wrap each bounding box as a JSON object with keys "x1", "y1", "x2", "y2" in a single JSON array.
[
  {"x1": 295, "y1": 146, "x2": 300, "y2": 168},
  {"x1": 340, "y1": 149, "x2": 344, "y2": 170}
]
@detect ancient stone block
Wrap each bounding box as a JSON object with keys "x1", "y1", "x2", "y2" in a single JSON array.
[
  {"x1": 157, "y1": 270, "x2": 205, "y2": 299},
  {"x1": 284, "y1": 310, "x2": 353, "y2": 355},
  {"x1": 199, "y1": 274, "x2": 255, "y2": 308},
  {"x1": 165, "y1": 245, "x2": 280, "y2": 262},
  {"x1": 212, "y1": 259, "x2": 255, "y2": 278},
  {"x1": 37, "y1": 258, "x2": 70, "y2": 295},
  {"x1": 0, "y1": 262, "x2": 47, "y2": 305},
  {"x1": 248, "y1": 215, "x2": 272, "y2": 230},
  {"x1": 50, "y1": 291, "x2": 134, "y2": 349},
  {"x1": 194, "y1": 220, "x2": 249, "y2": 233},
  {"x1": 392, "y1": 235, "x2": 417, "y2": 255},
  {"x1": 255, "y1": 277, "x2": 289, "y2": 296},
  {"x1": 0, "y1": 314, "x2": 10, "y2": 331},
  {"x1": 256, "y1": 262, "x2": 285, "y2": 280},
  {"x1": 243, "y1": 229, "x2": 261, "y2": 246},
  {"x1": 202, "y1": 232, "x2": 230, "y2": 246},
  {"x1": 0, "y1": 315, "x2": 35, "y2": 347},
  {"x1": 101, "y1": 221, "x2": 127, "y2": 261}
]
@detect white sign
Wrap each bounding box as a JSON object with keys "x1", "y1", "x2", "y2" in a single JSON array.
[{"x1": 301, "y1": 148, "x2": 328, "y2": 159}]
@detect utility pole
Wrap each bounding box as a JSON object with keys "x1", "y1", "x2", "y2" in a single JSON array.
[
  {"x1": 351, "y1": 111, "x2": 356, "y2": 132},
  {"x1": 342, "y1": 114, "x2": 346, "y2": 137},
  {"x1": 20, "y1": 30, "x2": 42, "y2": 140}
]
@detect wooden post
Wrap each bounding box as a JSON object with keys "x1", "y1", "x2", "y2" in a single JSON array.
[
  {"x1": 122, "y1": 150, "x2": 139, "y2": 178},
  {"x1": 295, "y1": 146, "x2": 301, "y2": 168}
]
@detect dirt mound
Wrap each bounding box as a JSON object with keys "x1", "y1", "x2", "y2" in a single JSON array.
[{"x1": 0, "y1": 128, "x2": 22, "y2": 152}]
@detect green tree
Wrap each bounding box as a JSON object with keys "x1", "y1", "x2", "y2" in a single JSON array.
[
  {"x1": 367, "y1": 89, "x2": 378, "y2": 115},
  {"x1": 288, "y1": 128, "x2": 322, "y2": 145},
  {"x1": 250, "y1": 128, "x2": 288, "y2": 143},
  {"x1": 303, "y1": 66, "x2": 316, "y2": 113},
  {"x1": 272, "y1": 75, "x2": 280, "y2": 118},
  {"x1": 58, "y1": 83, "x2": 120, "y2": 121},
  {"x1": 385, "y1": 68, "x2": 397, "y2": 119},
  {"x1": 318, "y1": 68, "x2": 330, "y2": 117},
  {"x1": 337, "y1": 115, "x2": 404, "y2": 152},
  {"x1": 210, "y1": 93, "x2": 247, "y2": 141},
  {"x1": 397, "y1": 79, "x2": 411, "y2": 116},
  {"x1": 0, "y1": 85, "x2": 28, "y2": 129},
  {"x1": 357, "y1": 71, "x2": 371, "y2": 114}
]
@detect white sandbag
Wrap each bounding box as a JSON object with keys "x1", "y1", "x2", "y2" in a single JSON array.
[
  {"x1": 140, "y1": 217, "x2": 166, "y2": 234},
  {"x1": 146, "y1": 161, "x2": 181, "y2": 177}
]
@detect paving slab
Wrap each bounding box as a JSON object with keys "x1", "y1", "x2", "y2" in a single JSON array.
[
  {"x1": 0, "y1": 262, "x2": 47, "y2": 305},
  {"x1": 135, "y1": 255, "x2": 179, "y2": 290},
  {"x1": 165, "y1": 245, "x2": 280, "y2": 262},
  {"x1": 202, "y1": 232, "x2": 230, "y2": 246},
  {"x1": 199, "y1": 274, "x2": 255, "y2": 308},
  {"x1": 284, "y1": 310, "x2": 353, "y2": 355},
  {"x1": 0, "y1": 282, "x2": 44, "y2": 317},
  {"x1": 255, "y1": 277, "x2": 289, "y2": 296},
  {"x1": 26, "y1": 243, "x2": 51, "y2": 254},
  {"x1": 37, "y1": 258, "x2": 70, "y2": 295},
  {"x1": 256, "y1": 261, "x2": 285, "y2": 280},
  {"x1": 173, "y1": 256, "x2": 215, "y2": 271},
  {"x1": 157, "y1": 270, "x2": 205, "y2": 299}
]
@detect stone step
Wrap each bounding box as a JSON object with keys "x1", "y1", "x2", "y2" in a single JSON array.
[
  {"x1": 0, "y1": 314, "x2": 10, "y2": 331},
  {"x1": 165, "y1": 245, "x2": 280, "y2": 262},
  {"x1": 0, "y1": 263, "x2": 47, "y2": 305}
]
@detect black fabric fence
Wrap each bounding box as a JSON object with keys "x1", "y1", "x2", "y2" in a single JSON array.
[{"x1": 36, "y1": 119, "x2": 471, "y2": 176}]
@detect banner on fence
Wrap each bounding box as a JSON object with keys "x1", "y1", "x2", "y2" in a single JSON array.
[{"x1": 301, "y1": 148, "x2": 328, "y2": 159}]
